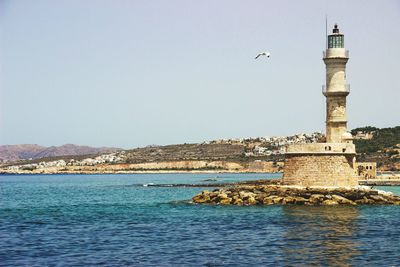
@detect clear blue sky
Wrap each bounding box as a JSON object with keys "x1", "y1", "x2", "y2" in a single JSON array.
[{"x1": 0, "y1": 0, "x2": 399, "y2": 148}]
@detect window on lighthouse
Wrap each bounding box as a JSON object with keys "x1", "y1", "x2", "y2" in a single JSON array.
[
  {"x1": 328, "y1": 35, "x2": 344, "y2": 48},
  {"x1": 338, "y1": 36, "x2": 344, "y2": 47}
]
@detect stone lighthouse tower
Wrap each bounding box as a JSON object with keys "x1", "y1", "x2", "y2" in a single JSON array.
[
  {"x1": 323, "y1": 24, "x2": 351, "y2": 143},
  {"x1": 282, "y1": 23, "x2": 359, "y2": 187}
]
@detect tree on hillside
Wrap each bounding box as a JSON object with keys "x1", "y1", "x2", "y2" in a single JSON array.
[
  {"x1": 354, "y1": 126, "x2": 400, "y2": 153},
  {"x1": 350, "y1": 126, "x2": 379, "y2": 135}
]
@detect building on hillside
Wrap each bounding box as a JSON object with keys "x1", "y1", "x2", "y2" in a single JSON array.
[
  {"x1": 354, "y1": 162, "x2": 377, "y2": 179},
  {"x1": 353, "y1": 131, "x2": 374, "y2": 140}
]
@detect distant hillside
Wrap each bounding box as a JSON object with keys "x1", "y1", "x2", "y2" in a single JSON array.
[
  {"x1": 352, "y1": 126, "x2": 400, "y2": 153},
  {"x1": 2, "y1": 126, "x2": 399, "y2": 169},
  {"x1": 124, "y1": 143, "x2": 247, "y2": 164},
  {"x1": 0, "y1": 144, "x2": 45, "y2": 162},
  {"x1": 0, "y1": 144, "x2": 121, "y2": 162}
]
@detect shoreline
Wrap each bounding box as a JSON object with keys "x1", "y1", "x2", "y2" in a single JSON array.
[
  {"x1": 359, "y1": 179, "x2": 400, "y2": 186},
  {"x1": 0, "y1": 170, "x2": 283, "y2": 175}
]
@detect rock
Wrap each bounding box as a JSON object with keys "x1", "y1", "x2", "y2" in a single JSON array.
[
  {"x1": 272, "y1": 197, "x2": 283, "y2": 204},
  {"x1": 282, "y1": 196, "x2": 296, "y2": 204},
  {"x1": 322, "y1": 199, "x2": 339, "y2": 205},
  {"x1": 368, "y1": 190, "x2": 379, "y2": 195},
  {"x1": 354, "y1": 199, "x2": 364, "y2": 204},
  {"x1": 245, "y1": 196, "x2": 258, "y2": 205},
  {"x1": 261, "y1": 187, "x2": 273, "y2": 193},
  {"x1": 192, "y1": 185, "x2": 400, "y2": 206},
  {"x1": 389, "y1": 196, "x2": 400, "y2": 203},
  {"x1": 369, "y1": 195, "x2": 390, "y2": 204},
  {"x1": 239, "y1": 191, "x2": 256, "y2": 199},
  {"x1": 232, "y1": 198, "x2": 243, "y2": 205},
  {"x1": 355, "y1": 196, "x2": 373, "y2": 204},
  {"x1": 192, "y1": 194, "x2": 210, "y2": 203},
  {"x1": 217, "y1": 192, "x2": 228, "y2": 199},
  {"x1": 309, "y1": 194, "x2": 325, "y2": 203},
  {"x1": 331, "y1": 195, "x2": 356, "y2": 205},
  {"x1": 255, "y1": 193, "x2": 266, "y2": 200},
  {"x1": 262, "y1": 197, "x2": 274, "y2": 205},
  {"x1": 293, "y1": 196, "x2": 308, "y2": 204},
  {"x1": 209, "y1": 192, "x2": 218, "y2": 198},
  {"x1": 219, "y1": 197, "x2": 232, "y2": 205},
  {"x1": 342, "y1": 192, "x2": 364, "y2": 201}
]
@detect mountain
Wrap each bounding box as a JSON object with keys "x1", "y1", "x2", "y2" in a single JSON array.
[
  {"x1": 0, "y1": 144, "x2": 45, "y2": 162},
  {"x1": 0, "y1": 144, "x2": 121, "y2": 162}
]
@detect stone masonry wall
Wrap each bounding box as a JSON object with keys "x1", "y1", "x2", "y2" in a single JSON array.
[{"x1": 283, "y1": 154, "x2": 358, "y2": 187}]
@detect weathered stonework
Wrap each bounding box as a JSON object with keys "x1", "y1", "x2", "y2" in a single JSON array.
[
  {"x1": 283, "y1": 154, "x2": 358, "y2": 187},
  {"x1": 285, "y1": 143, "x2": 355, "y2": 154}
]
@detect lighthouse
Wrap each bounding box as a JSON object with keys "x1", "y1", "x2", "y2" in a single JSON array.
[
  {"x1": 282, "y1": 23, "x2": 361, "y2": 187},
  {"x1": 282, "y1": 22, "x2": 377, "y2": 186},
  {"x1": 323, "y1": 24, "x2": 351, "y2": 143}
]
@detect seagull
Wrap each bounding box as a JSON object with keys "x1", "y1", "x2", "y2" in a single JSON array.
[{"x1": 255, "y1": 52, "x2": 271, "y2": 59}]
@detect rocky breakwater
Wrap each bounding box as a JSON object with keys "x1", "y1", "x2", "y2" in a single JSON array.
[{"x1": 192, "y1": 185, "x2": 400, "y2": 205}]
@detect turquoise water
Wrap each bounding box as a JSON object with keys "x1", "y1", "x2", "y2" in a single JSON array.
[{"x1": 1, "y1": 173, "x2": 400, "y2": 266}]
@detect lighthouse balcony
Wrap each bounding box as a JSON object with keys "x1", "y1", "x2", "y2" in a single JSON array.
[
  {"x1": 323, "y1": 50, "x2": 349, "y2": 59},
  {"x1": 322, "y1": 84, "x2": 350, "y2": 96},
  {"x1": 285, "y1": 142, "x2": 356, "y2": 155}
]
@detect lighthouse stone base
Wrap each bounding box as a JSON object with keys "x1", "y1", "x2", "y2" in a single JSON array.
[{"x1": 282, "y1": 143, "x2": 358, "y2": 187}]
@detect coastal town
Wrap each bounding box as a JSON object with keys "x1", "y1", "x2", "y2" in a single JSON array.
[
  {"x1": 1, "y1": 132, "x2": 323, "y2": 172},
  {"x1": 1, "y1": 129, "x2": 399, "y2": 177}
]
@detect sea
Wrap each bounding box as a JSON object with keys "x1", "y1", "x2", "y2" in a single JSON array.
[{"x1": 1, "y1": 173, "x2": 400, "y2": 266}]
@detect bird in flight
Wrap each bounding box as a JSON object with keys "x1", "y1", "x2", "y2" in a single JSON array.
[{"x1": 255, "y1": 52, "x2": 271, "y2": 59}]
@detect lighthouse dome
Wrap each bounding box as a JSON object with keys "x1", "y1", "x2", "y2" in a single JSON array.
[{"x1": 342, "y1": 132, "x2": 353, "y2": 143}]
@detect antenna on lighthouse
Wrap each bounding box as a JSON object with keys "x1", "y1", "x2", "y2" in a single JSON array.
[{"x1": 325, "y1": 15, "x2": 328, "y2": 49}]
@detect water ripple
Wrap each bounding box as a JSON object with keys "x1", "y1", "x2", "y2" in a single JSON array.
[{"x1": 1, "y1": 174, "x2": 400, "y2": 266}]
